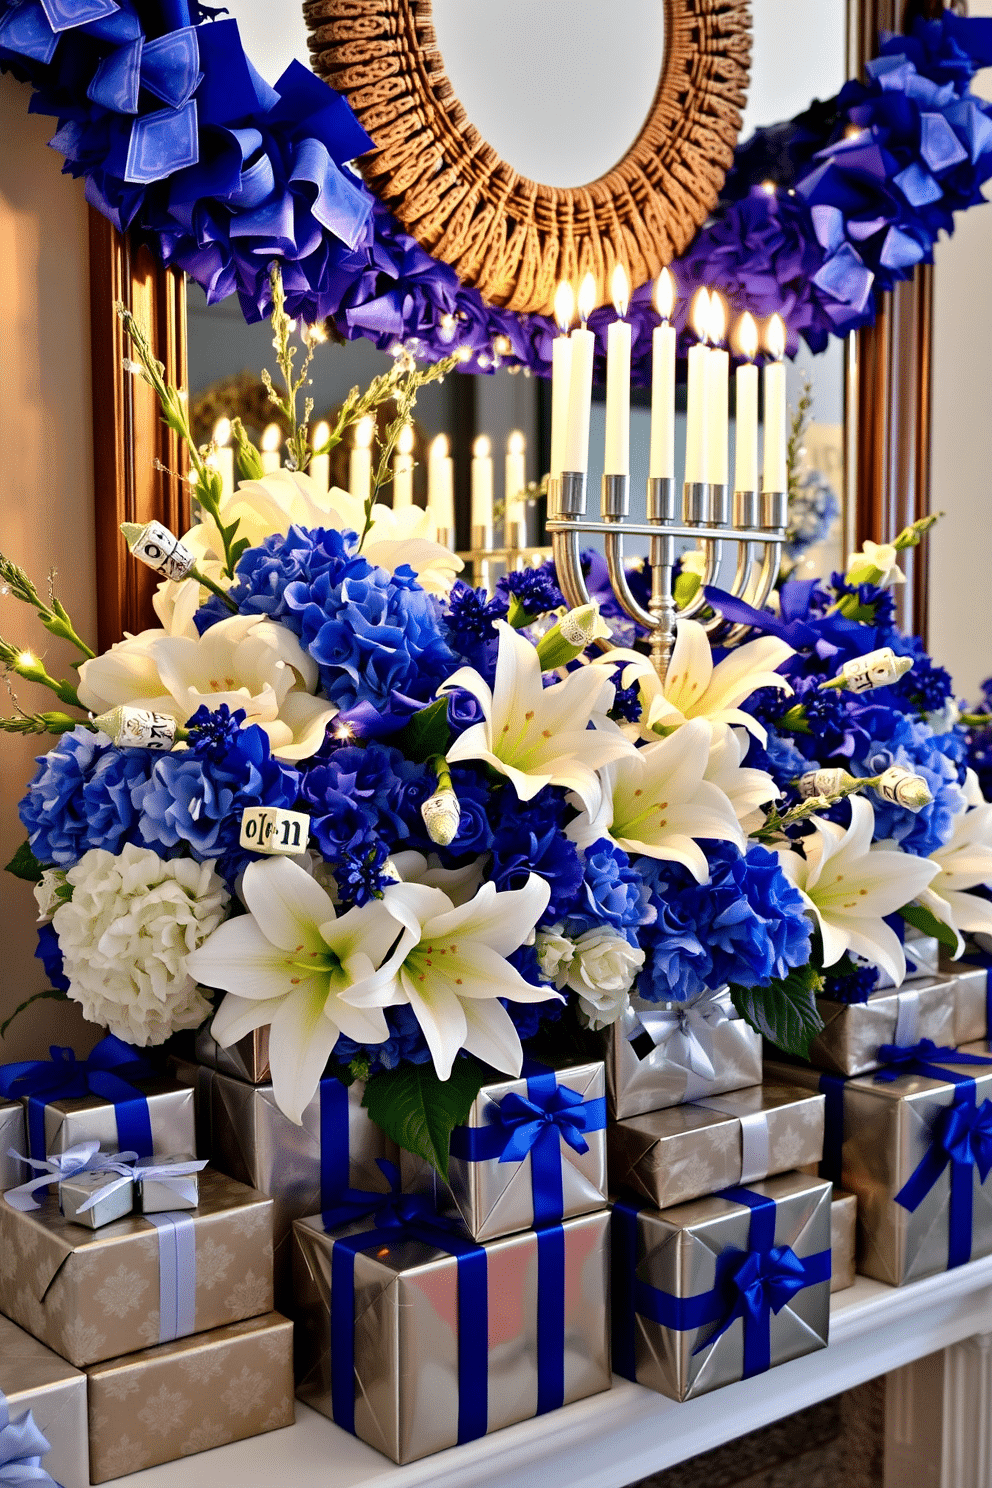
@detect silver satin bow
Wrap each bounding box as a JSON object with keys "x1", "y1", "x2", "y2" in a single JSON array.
[
  {"x1": 3, "y1": 1140, "x2": 138, "y2": 1212},
  {"x1": 629, "y1": 986, "x2": 737, "y2": 1080},
  {"x1": 126, "y1": 1157, "x2": 207, "y2": 1210}
]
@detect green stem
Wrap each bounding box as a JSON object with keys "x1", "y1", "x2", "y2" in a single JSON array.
[{"x1": 190, "y1": 565, "x2": 238, "y2": 612}]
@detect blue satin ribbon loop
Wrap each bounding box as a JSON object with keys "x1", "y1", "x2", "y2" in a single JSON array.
[
  {"x1": 873, "y1": 1038, "x2": 992, "y2": 1082},
  {"x1": 0, "y1": 3, "x2": 59, "y2": 65},
  {"x1": 0, "y1": 1036, "x2": 154, "y2": 1159},
  {"x1": 125, "y1": 98, "x2": 198, "y2": 183},
  {"x1": 40, "y1": 0, "x2": 117, "y2": 31},
  {"x1": 140, "y1": 28, "x2": 201, "y2": 110},
  {"x1": 87, "y1": 35, "x2": 141, "y2": 112},
  {"x1": 0, "y1": 1390, "x2": 56, "y2": 1487}
]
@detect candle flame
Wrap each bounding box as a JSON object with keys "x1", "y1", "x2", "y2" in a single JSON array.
[
  {"x1": 690, "y1": 287, "x2": 711, "y2": 343},
  {"x1": 507, "y1": 429, "x2": 525, "y2": 456},
  {"x1": 707, "y1": 291, "x2": 727, "y2": 346},
  {"x1": 212, "y1": 417, "x2": 232, "y2": 447},
  {"x1": 611, "y1": 263, "x2": 630, "y2": 318},
  {"x1": 397, "y1": 422, "x2": 415, "y2": 456},
  {"x1": 312, "y1": 420, "x2": 330, "y2": 448},
  {"x1": 430, "y1": 434, "x2": 450, "y2": 461},
  {"x1": 261, "y1": 423, "x2": 282, "y2": 453},
  {"x1": 765, "y1": 313, "x2": 786, "y2": 360},
  {"x1": 654, "y1": 267, "x2": 675, "y2": 321},
  {"x1": 577, "y1": 272, "x2": 596, "y2": 325},
  {"x1": 554, "y1": 281, "x2": 575, "y2": 333},
  {"x1": 354, "y1": 415, "x2": 375, "y2": 449},
  {"x1": 735, "y1": 311, "x2": 759, "y2": 362},
  {"x1": 473, "y1": 435, "x2": 491, "y2": 460}
]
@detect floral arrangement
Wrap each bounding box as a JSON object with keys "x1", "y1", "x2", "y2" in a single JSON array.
[{"x1": 2, "y1": 4, "x2": 992, "y2": 376}]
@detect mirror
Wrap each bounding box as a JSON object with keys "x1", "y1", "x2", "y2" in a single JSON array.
[{"x1": 430, "y1": 0, "x2": 667, "y2": 188}]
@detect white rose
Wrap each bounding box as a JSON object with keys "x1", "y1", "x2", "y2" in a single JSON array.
[
  {"x1": 534, "y1": 925, "x2": 576, "y2": 985},
  {"x1": 566, "y1": 927, "x2": 645, "y2": 1034},
  {"x1": 52, "y1": 844, "x2": 229, "y2": 1046},
  {"x1": 34, "y1": 868, "x2": 68, "y2": 925}
]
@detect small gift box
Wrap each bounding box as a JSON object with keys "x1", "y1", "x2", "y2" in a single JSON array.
[
  {"x1": 944, "y1": 955, "x2": 992, "y2": 1045},
  {"x1": 400, "y1": 1062, "x2": 607, "y2": 1241},
  {"x1": 0, "y1": 1313, "x2": 89, "y2": 1488},
  {"x1": 601, "y1": 988, "x2": 762, "y2": 1120},
  {"x1": 831, "y1": 1189, "x2": 857, "y2": 1293},
  {"x1": 205, "y1": 1068, "x2": 395, "y2": 1311},
  {"x1": 293, "y1": 1192, "x2": 610, "y2": 1464},
  {"x1": 608, "y1": 1082, "x2": 825, "y2": 1210},
  {"x1": 0, "y1": 1099, "x2": 26, "y2": 1192},
  {"x1": 4, "y1": 1139, "x2": 139, "y2": 1229},
  {"x1": 612, "y1": 1172, "x2": 832, "y2": 1401},
  {"x1": 0, "y1": 1035, "x2": 195, "y2": 1161},
  {"x1": 767, "y1": 1043, "x2": 992, "y2": 1285},
  {"x1": 135, "y1": 1155, "x2": 207, "y2": 1213},
  {"x1": 806, "y1": 974, "x2": 957, "y2": 1077},
  {"x1": 86, "y1": 1312, "x2": 294, "y2": 1483},
  {"x1": 59, "y1": 1168, "x2": 134, "y2": 1229},
  {"x1": 0, "y1": 1165, "x2": 274, "y2": 1366},
  {"x1": 195, "y1": 1023, "x2": 270, "y2": 1085}
]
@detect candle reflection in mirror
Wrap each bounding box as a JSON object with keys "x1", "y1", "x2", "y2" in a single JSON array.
[
  {"x1": 763, "y1": 314, "x2": 787, "y2": 494},
  {"x1": 260, "y1": 422, "x2": 282, "y2": 474},
  {"x1": 428, "y1": 434, "x2": 454, "y2": 542},
  {"x1": 471, "y1": 434, "x2": 493, "y2": 551},
  {"x1": 505, "y1": 429, "x2": 527, "y2": 547},
  {"x1": 349, "y1": 414, "x2": 374, "y2": 505},
  {"x1": 393, "y1": 421, "x2": 415, "y2": 510},
  {"x1": 212, "y1": 417, "x2": 234, "y2": 499},
  {"x1": 309, "y1": 420, "x2": 330, "y2": 495}
]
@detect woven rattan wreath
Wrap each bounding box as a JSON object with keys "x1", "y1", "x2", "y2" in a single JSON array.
[{"x1": 303, "y1": 0, "x2": 751, "y2": 317}]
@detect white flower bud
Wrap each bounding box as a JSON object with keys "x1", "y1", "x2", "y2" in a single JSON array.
[
  {"x1": 420, "y1": 789, "x2": 461, "y2": 847},
  {"x1": 34, "y1": 868, "x2": 68, "y2": 924},
  {"x1": 239, "y1": 807, "x2": 311, "y2": 855},
  {"x1": 536, "y1": 602, "x2": 612, "y2": 668},
  {"x1": 797, "y1": 768, "x2": 858, "y2": 800},
  {"x1": 121, "y1": 520, "x2": 195, "y2": 582},
  {"x1": 534, "y1": 926, "x2": 576, "y2": 986},
  {"x1": 876, "y1": 767, "x2": 933, "y2": 812},
  {"x1": 92, "y1": 705, "x2": 177, "y2": 751},
  {"x1": 836, "y1": 647, "x2": 913, "y2": 694}
]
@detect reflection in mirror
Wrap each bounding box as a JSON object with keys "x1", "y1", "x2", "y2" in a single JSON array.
[{"x1": 430, "y1": 0, "x2": 666, "y2": 188}]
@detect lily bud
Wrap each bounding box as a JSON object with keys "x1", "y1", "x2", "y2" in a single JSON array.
[
  {"x1": 536, "y1": 602, "x2": 611, "y2": 669},
  {"x1": 797, "y1": 768, "x2": 860, "y2": 801},
  {"x1": 92, "y1": 705, "x2": 177, "y2": 751},
  {"x1": 824, "y1": 647, "x2": 913, "y2": 695},
  {"x1": 121, "y1": 520, "x2": 195, "y2": 582},
  {"x1": 875, "y1": 767, "x2": 933, "y2": 812},
  {"x1": 420, "y1": 788, "x2": 461, "y2": 847}
]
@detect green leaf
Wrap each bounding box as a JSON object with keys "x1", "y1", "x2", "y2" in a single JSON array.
[
  {"x1": 5, "y1": 841, "x2": 44, "y2": 882},
  {"x1": 394, "y1": 698, "x2": 452, "y2": 765},
  {"x1": 228, "y1": 537, "x2": 250, "y2": 570},
  {"x1": 362, "y1": 1057, "x2": 488, "y2": 1179},
  {"x1": 730, "y1": 963, "x2": 824, "y2": 1058},
  {"x1": 0, "y1": 987, "x2": 67, "y2": 1040},
  {"x1": 900, "y1": 902, "x2": 959, "y2": 953}
]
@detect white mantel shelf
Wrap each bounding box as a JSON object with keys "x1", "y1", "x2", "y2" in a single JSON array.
[{"x1": 109, "y1": 1255, "x2": 992, "y2": 1488}]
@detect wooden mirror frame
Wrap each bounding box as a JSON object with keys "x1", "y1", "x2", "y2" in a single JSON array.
[
  {"x1": 90, "y1": 0, "x2": 941, "y2": 652},
  {"x1": 302, "y1": 0, "x2": 751, "y2": 316}
]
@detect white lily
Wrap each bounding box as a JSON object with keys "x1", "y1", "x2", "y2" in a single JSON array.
[
  {"x1": 846, "y1": 538, "x2": 905, "y2": 589},
  {"x1": 387, "y1": 850, "x2": 488, "y2": 906},
  {"x1": 440, "y1": 620, "x2": 635, "y2": 813},
  {"x1": 775, "y1": 794, "x2": 938, "y2": 985},
  {"x1": 567, "y1": 717, "x2": 745, "y2": 882},
  {"x1": 915, "y1": 770, "x2": 992, "y2": 955},
  {"x1": 349, "y1": 874, "x2": 559, "y2": 1080},
  {"x1": 599, "y1": 618, "x2": 793, "y2": 744},
  {"x1": 704, "y1": 725, "x2": 780, "y2": 833},
  {"x1": 78, "y1": 613, "x2": 336, "y2": 762},
  {"x1": 186, "y1": 858, "x2": 402, "y2": 1124}
]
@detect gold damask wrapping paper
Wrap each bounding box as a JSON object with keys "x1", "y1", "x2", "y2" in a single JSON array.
[
  {"x1": 831, "y1": 1190, "x2": 857, "y2": 1293},
  {"x1": 806, "y1": 974, "x2": 957, "y2": 1077},
  {"x1": 292, "y1": 1209, "x2": 611, "y2": 1463},
  {"x1": 601, "y1": 997, "x2": 762, "y2": 1119},
  {"x1": 0, "y1": 1100, "x2": 26, "y2": 1191},
  {"x1": 608, "y1": 1082, "x2": 825, "y2": 1209},
  {"x1": 616, "y1": 1172, "x2": 832, "y2": 1401},
  {"x1": 194, "y1": 1025, "x2": 270, "y2": 1085},
  {"x1": 0, "y1": 1313, "x2": 89, "y2": 1488},
  {"x1": 28, "y1": 1073, "x2": 196, "y2": 1159},
  {"x1": 400, "y1": 1062, "x2": 607, "y2": 1241},
  {"x1": 766, "y1": 1052, "x2": 992, "y2": 1285},
  {"x1": 86, "y1": 1312, "x2": 294, "y2": 1483},
  {"x1": 0, "y1": 1167, "x2": 273, "y2": 1366}
]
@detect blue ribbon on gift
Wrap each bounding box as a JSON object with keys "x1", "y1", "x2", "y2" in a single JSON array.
[
  {"x1": 0, "y1": 1037, "x2": 155, "y2": 1161},
  {"x1": 144, "y1": 1210, "x2": 197, "y2": 1344},
  {"x1": 448, "y1": 1071, "x2": 606, "y2": 1226},
  {"x1": 612, "y1": 1189, "x2": 830, "y2": 1383},
  {"x1": 319, "y1": 1076, "x2": 350, "y2": 1211},
  {"x1": 0, "y1": 1387, "x2": 57, "y2": 1487}
]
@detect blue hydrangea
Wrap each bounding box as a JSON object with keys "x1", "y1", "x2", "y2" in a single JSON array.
[
  {"x1": 490, "y1": 793, "x2": 584, "y2": 919},
  {"x1": 849, "y1": 713, "x2": 965, "y2": 856},
  {"x1": 332, "y1": 1002, "x2": 434, "y2": 1075},
  {"x1": 19, "y1": 727, "x2": 138, "y2": 867},
  {"x1": 195, "y1": 525, "x2": 356, "y2": 632},
  {"x1": 81, "y1": 747, "x2": 155, "y2": 856},
  {"x1": 637, "y1": 841, "x2": 812, "y2": 1003},
  {"x1": 564, "y1": 839, "x2": 655, "y2": 943}
]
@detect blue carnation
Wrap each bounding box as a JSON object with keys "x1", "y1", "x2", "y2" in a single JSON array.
[
  {"x1": 490, "y1": 793, "x2": 584, "y2": 918},
  {"x1": 442, "y1": 581, "x2": 507, "y2": 675},
  {"x1": 19, "y1": 727, "x2": 136, "y2": 867},
  {"x1": 195, "y1": 525, "x2": 356, "y2": 633},
  {"x1": 497, "y1": 563, "x2": 564, "y2": 618},
  {"x1": 82, "y1": 748, "x2": 155, "y2": 855},
  {"x1": 822, "y1": 963, "x2": 879, "y2": 1004}
]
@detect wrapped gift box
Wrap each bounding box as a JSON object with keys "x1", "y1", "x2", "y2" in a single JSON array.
[
  {"x1": 0, "y1": 1166, "x2": 273, "y2": 1366},
  {"x1": 601, "y1": 990, "x2": 762, "y2": 1120},
  {"x1": 805, "y1": 974, "x2": 957, "y2": 1077},
  {"x1": 612, "y1": 1172, "x2": 832, "y2": 1401},
  {"x1": 766, "y1": 1046, "x2": 992, "y2": 1285},
  {"x1": 608, "y1": 1082, "x2": 824, "y2": 1209},
  {"x1": 168, "y1": 1055, "x2": 213, "y2": 1158},
  {"x1": 400, "y1": 1062, "x2": 607, "y2": 1242},
  {"x1": 944, "y1": 959, "x2": 990, "y2": 1045},
  {"x1": 195, "y1": 1024, "x2": 270, "y2": 1085},
  {"x1": 293, "y1": 1205, "x2": 611, "y2": 1463},
  {"x1": 831, "y1": 1189, "x2": 858, "y2": 1293},
  {"x1": 0, "y1": 1313, "x2": 89, "y2": 1488},
  {"x1": 86, "y1": 1312, "x2": 294, "y2": 1483},
  {"x1": 0, "y1": 1099, "x2": 26, "y2": 1191},
  {"x1": 204, "y1": 1069, "x2": 395, "y2": 1310}
]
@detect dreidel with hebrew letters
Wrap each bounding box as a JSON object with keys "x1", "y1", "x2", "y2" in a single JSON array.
[{"x1": 239, "y1": 807, "x2": 311, "y2": 856}]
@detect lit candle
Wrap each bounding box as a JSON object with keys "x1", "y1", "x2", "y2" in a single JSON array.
[
  {"x1": 471, "y1": 434, "x2": 493, "y2": 545},
  {"x1": 763, "y1": 314, "x2": 788, "y2": 493},
  {"x1": 349, "y1": 415, "x2": 374, "y2": 504},
  {"x1": 604, "y1": 264, "x2": 632, "y2": 478},
  {"x1": 309, "y1": 419, "x2": 330, "y2": 495},
  {"x1": 563, "y1": 273, "x2": 597, "y2": 476},
  {"x1": 550, "y1": 282, "x2": 575, "y2": 484},
  {"x1": 392, "y1": 421, "x2": 415, "y2": 509},
  {"x1": 734, "y1": 312, "x2": 759, "y2": 494},
  {"x1": 706, "y1": 292, "x2": 729, "y2": 488},
  {"x1": 211, "y1": 417, "x2": 234, "y2": 499},
  {"x1": 505, "y1": 429, "x2": 527, "y2": 547},
  {"x1": 684, "y1": 289, "x2": 711, "y2": 484},
  {"x1": 649, "y1": 269, "x2": 676, "y2": 480},
  {"x1": 260, "y1": 423, "x2": 281, "y2": 474},
  {"x1": 428, "y1": 433, "x2": 454, "y2": 536}
]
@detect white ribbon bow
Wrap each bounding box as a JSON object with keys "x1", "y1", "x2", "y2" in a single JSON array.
[
  {"x1": 3, "y1": 1140, "x2": 138, "y2": 1212},
  {"x1": 630, "y1": 986, "x2": 737, "y2": 1081}
]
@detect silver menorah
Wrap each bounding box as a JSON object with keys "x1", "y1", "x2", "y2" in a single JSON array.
[{"x1": 547, "y1": 472, "x2": 788, "y2": 678}]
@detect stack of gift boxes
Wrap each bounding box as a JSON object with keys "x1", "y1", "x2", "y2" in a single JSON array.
[{"x1": 0, "y1": 1039, "x2": 293, "y2": 1484}]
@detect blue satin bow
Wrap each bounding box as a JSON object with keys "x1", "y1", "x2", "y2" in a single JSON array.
[
  {"x1": 706, "y1": 1242, "x2": 811, "y2": 1367},
  {"x1": 0, "y1": 1036, "x2": 154, "y2": 1159},
  {"x1": 874, "y1": 1038, "x2": 992, "y2": 1082},
  {"x1": 0, "y1": 1391, "x2": 56, "y2": 1487},
  {"x1": 493, "y1": 1086, "x2": 592, "y2": 1163}
]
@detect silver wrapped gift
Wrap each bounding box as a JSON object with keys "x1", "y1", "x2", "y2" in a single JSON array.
[
  {"x1": 166, "y1": 1056, "x2": 213, "y2": 1157},
  {"x1": 135, "y1": 1155, "x2": 206, "y2": 1213},
  {"x1": 766, "y1": 1048, "x2": 992, "y2": 1285},
  {"x1": 400, "y1": 1062, "x2": 607, "y2": 1241},
  {"x1": 0, "y1": 1099, "x2": 26, "y2": 1192},
  {"x1": 807, "y1": 973, "x2": 957, "y2": 1077},
  {"x1": 293, "y1": 1207, "x2": 611, "y2": 1463},
  {"x1": 206, "y1": 1069, "x2": 395, "y2": 1311},
  {"x1": 59, "y1": 1168, "x2": 134, "y2": 1229},
  {"x1": 943, "y1": 957, "x2": 991, "y2": 1045},
  {"x1": 608, "y1": 1081, "x2": 825, "y2": 1209},
  {"x1": 831, "y1": 1189, "x2": 857, "y2": 1293},
  {"x1": 0, "y1": 1313, "x2": 89, "y2": 1488},
  {"x1": 23, "y1": 1072, "x2": 195, "y2": 1162},
  {"x1": 194, "y1": 1023, "x2": 270, "y2": 1084},
  {"x1": 612, "y1": 1171, "x2": 832, "y2": 1401},
  {"x1": 600, "y1": 988, "x2": 763, "y2": 1120}
]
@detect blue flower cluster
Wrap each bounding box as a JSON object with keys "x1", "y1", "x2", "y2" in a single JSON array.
[
  {"x1": 496, "y1": 564, "x2": 564, "y2": 619},
  {"x1": 561, "y1": 839, "x2": 655, "y2": 947}
]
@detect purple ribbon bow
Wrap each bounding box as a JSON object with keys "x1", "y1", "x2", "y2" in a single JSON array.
[
  {"x1": 0, "y1": 1392, "x2": 56, "y2": 1487},
  {"x1": 3, "y1": 1140, "x2": 138, "y2": 1212}
]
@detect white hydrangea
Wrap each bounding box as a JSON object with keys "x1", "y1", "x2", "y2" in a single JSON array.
[{"x1": 52, "y1": 844, "x2": 229, "y2": 1046}]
